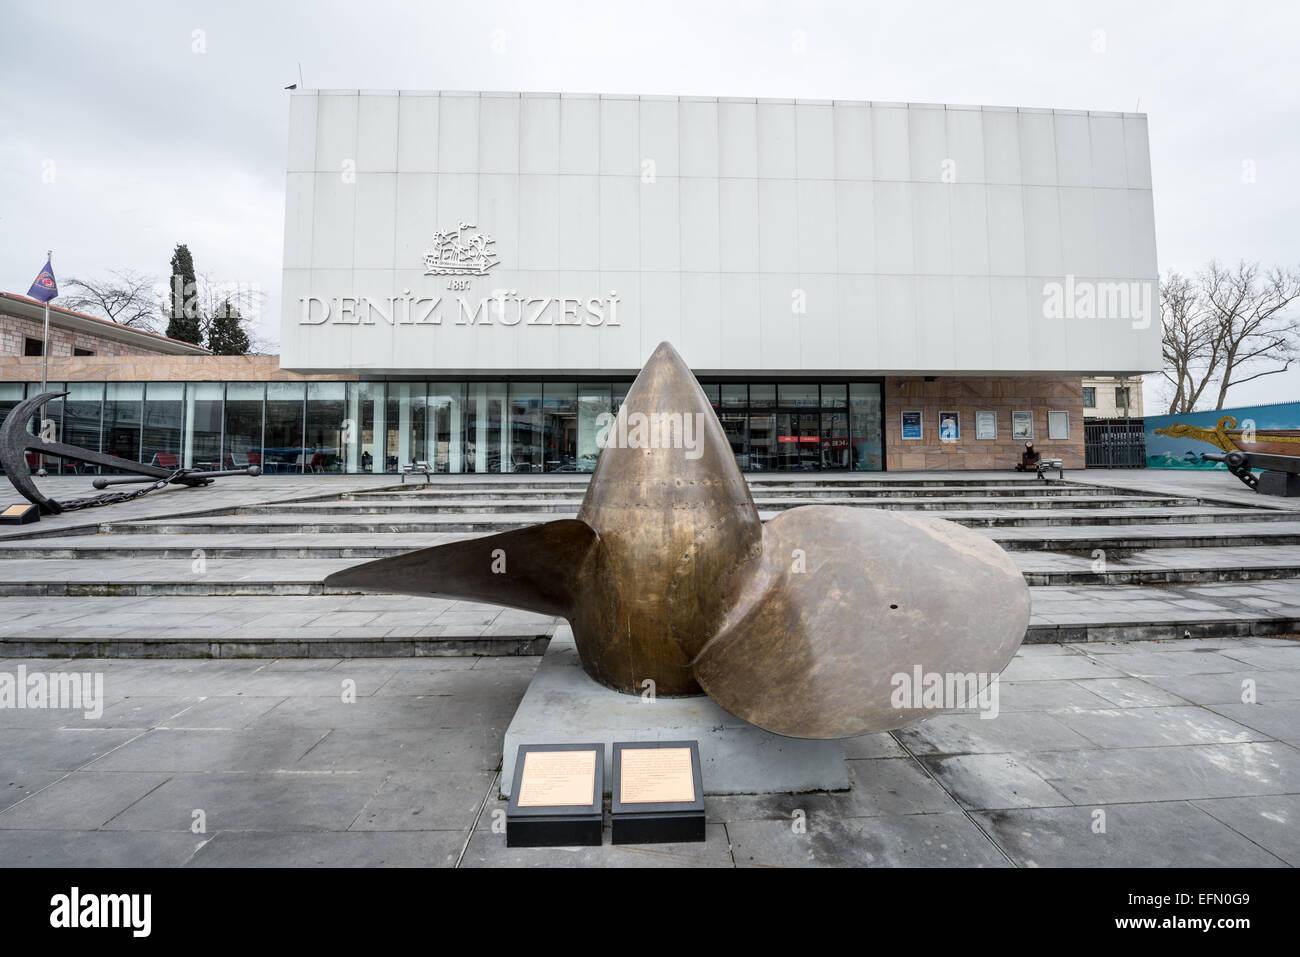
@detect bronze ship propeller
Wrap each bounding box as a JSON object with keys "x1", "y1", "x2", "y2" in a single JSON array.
[{"x1": 325, "y1": 342, "x2": 1030, "y2": 739}]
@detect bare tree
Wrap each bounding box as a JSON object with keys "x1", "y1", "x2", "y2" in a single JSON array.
[
  {"x1": 1202, "y1": 260, "x2": 1300, "y2": 409},
  {"x1": 1159, "y1": 260, "x2": 1300, "y2": 413},
  {"x1": 1160, "y1": 270, "x2": 1219, "y2": 414},
  {"x1": 59, "y1": 269, "x2": 162, "y2": 332}
]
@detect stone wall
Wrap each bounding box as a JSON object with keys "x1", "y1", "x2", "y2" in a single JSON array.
[
  {"x1": 884, "y1": 375, "x2": 1085, "y2": 470},
  {"x1": 0, "y1": 313, "x2": 162, "y2": 358}
]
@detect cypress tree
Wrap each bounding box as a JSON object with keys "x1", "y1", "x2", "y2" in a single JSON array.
[
  {"x1": 165, "y1": 243, "x2": 202, "y2": 344},
  {"x1": 207, "y1": 299, "x2": 251, "y2": 355}
]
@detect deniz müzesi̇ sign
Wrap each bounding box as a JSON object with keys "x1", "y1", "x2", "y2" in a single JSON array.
[{"x1": 297, "y1": 222, "x2": 621, "y2": 327}]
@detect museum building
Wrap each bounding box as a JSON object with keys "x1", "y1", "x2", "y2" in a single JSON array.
[{"x1": 1, "y1": 91, "x2": 1161, "y2": 474}]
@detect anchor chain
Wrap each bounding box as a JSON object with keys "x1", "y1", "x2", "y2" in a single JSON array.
[
  {"x1": 55, "y1": 469, "x2": 207, "y2": 511},
  {"x1": 1224, "y1": 459, "x2": 1260, "y2": 491}
]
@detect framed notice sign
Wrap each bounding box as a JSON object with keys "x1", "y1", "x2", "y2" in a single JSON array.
[
  {"x1": 938, "y1": 411, "x2": 959, "y2": 442},
  {"x1": 1047, "y1": 410, "x2": 1070, "y2": 440},
  {"x1": 610, "y1": 740, "x2": 706, "y2": 845},
  {"x1": 975, "y1": 411, "x2": 997, "y2": 440},
  {"x1": 506, "y1": 743, "x2": 603, "y2": 847},
  {"x1": 900, "y1": 411, "x2": 923, "y2": 440},
  {"x1": 1012, "y1": 411, "x2": 1034, "y2": 440}
]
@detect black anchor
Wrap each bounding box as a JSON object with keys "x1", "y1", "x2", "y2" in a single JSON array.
[{"x1": 1, "y1": 391, "x2": 260, "y2": 514}]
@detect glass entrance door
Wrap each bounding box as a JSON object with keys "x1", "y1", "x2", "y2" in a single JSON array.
[{"x1": 774, "y1": 412, "x2": 821, "y2": 471}]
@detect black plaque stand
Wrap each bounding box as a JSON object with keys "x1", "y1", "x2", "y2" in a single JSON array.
[
  {"x1": 0, "y1": 503, "x2": 39, "y2": 525},
  {"x1": 506, "y1": 743, "x2": 604, "y2": 848},
  {"x1": 610, "y1": 740, "x2": 706, "y2": 845}
]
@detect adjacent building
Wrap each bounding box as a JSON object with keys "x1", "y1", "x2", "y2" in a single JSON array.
[
  {"x1": 0, "y1": 292, "x2": 209, "y2": 360},
  {"x1": 1082, "y1": 374, "x2": 1145, "y2": 418}
]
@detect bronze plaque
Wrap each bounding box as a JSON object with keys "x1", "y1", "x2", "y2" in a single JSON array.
[
  {"x1": 2, "y1": 505, "x2": 28, "y2": 517},
  {"x1": 516, "y1": 748, "x2": 597, "y2": 808},
  {"x1": 618, "y1": 746, "x2": 696, "y2": 804}
]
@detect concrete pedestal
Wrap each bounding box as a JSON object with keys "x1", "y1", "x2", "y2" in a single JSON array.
[{"x1": 501, "y1": 627, "x2": 849, "y2": 797}]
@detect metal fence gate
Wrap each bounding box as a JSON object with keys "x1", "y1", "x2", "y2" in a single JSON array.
[{"x1": 1084, "y1": 418, "x2": 1147, "y2": 468}]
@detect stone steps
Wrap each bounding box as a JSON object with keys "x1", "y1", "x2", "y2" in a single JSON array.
[
  {"x1": 65, "y1": 504, "x2": 1286, "y2": 536},
  {"x1": 342, "y1": 483, "x2": 1123, "y2": 500},
  {"x1": 233, "y1": 492, "x2": 1195, "y2": 515},
  {"x1": 4, "y1": 471, "x2": 1296, "y2": 658},
  {"x1": 1, "y1": 579, "x2": 1295, "y2": 657},
  {"x1": 5, "y1": 520, "x2": 1300, "y2": 560},
  {"x1": 3, "y1": 543, "x2": 1299, "y2": 596}
]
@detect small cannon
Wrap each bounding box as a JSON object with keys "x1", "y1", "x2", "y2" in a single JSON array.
[{"x1": 1, "y1": 391, "x2": 260, "y2": 514}]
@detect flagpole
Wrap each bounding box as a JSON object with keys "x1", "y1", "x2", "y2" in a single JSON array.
[
  {"x1": 40, "y1": 250, "x2": 51, "y2": 397},
  {"x1": 37, "y1": 250, "x2": 52, "y2": 478}
]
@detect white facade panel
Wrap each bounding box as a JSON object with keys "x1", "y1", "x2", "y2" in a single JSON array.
[
  {"x1": 757, "y1": 101, "x2": 798, "y2": 179},
  {"x1": 286, "y1": 94, "x2": 318, "y2": 172},
  {"x1": 356, "y1": 93, "x2": 399, "y2": 172},
  {"x1": 639, "y1": 98, "x2": 679, "y2": 178},
  {"x1": 833, "y1": 104, "x2": 872, "y2": 180},
  {"x1": 678, "y1": 99, "x2": 719, "y2": 178},
  {"x1": 435, "y1": 94, "x2": 478, "y2": 173},
  {"x1": 282, "y1": 91, "x2": 1160, "y2": 375},
  {"x1": 396, "y1": 94, "x2": 438, "y2": 172},
  {"x1": 478, "y1": 95, "x2": 520, "y2": 174},
  {"x1": 871, "y1": 106, "x2": 911, "y2": 182}
]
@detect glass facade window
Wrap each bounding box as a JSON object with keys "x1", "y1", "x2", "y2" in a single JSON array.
[
  {"x1": 0, "y1": 383, "x2": 24, "y2": 428},
  {"x1": 103, "y1": 383, "x2": 143, "y2": 463},
  {"x1": 542, "y1": 383, "x2": 577, "y2": 472},
  {"x1": 26, "y1": 383, "x2": 65, "y2": 473},
  {"x1": 720, "y1": 384, "x2": 747, "y2": 409},
  {"x1": 508, "y1": 382, "x2": 543, "y2": 473},
  {"x1": 63, "y1": 383, "x2": 104, "y2": 472},
  {"x1": 849, "y1": 383, "x2": 884, "y2": 471},
  {"x1": 187, "y1": 383, "x2": 223, "y2": 469},
  {"x1": 0, "y1": 377, "x2": 887, "y2": 476},
  {"x1": 264, "y1": 381, "x2": 306, "y2": 473},
  {"x1": 223, "y1": 383, "x2": 263, "y2": 469},
  {"x1": 305, "y1": 382, "x2": 346, "y2": 473},
  {"x1": 721, "y1": 412, "x2": 748, "y2": 466},
  {"x1": 820, "y1": 384, "x2": 847, "y2": 409},
  {"x1": 142, "y1": 382, "x2": 185, "y2": 469},
  {"x1": 821, "y1": 410, "x2": 850, "y2": 469},
  {"x1": 576, "y1": 385, "x2": 610, "y2": 472},
  {"x1": 611, "y1": 382, "x2": 629, "y2": 416},
  {"x1": 774, "y1": 412, "x2": 821, "y2": 470},
  {"x1": 427, "y1": 383, "x2": 465, "y2": 473},
  {"x1": 748, "y1": 413, "x2": 776, "y2": 470},
  {"x1": 353, "y1": 381, "x2": 385, "y2": 473},
  {"x1": 465, "y1": 382, "x2": 506, "y2": 474},
  {"x1": 383, "y1": 382, "x2": 426, "y2": 473},
  {"x1": 778, "y1": 383, "x2": 820, "y2": 408}
]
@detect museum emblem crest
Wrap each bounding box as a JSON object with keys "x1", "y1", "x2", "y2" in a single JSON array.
[{"x1": 422, "y1": 222, "x2": 499, "y2": 276}]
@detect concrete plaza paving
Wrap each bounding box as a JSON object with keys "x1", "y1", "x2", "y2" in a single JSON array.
[
  {"x1": 1, "y1": 636, "x2": 1297, "y2": 867},
  {"x1": 0, "y1": 468, "x2": 1297, "y2": 866}
]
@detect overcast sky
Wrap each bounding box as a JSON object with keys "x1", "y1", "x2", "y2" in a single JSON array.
[{"x1": 2, "y1": 0, "x2": 1297, "y2": 408}]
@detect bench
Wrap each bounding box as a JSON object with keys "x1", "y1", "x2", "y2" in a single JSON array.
[
  {"x1": 1036, "y1": 457, "x2": 1064, "y2": 481},
  {"x1": 400, "y1": 460, "x2": 434, "y2": 484}
]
